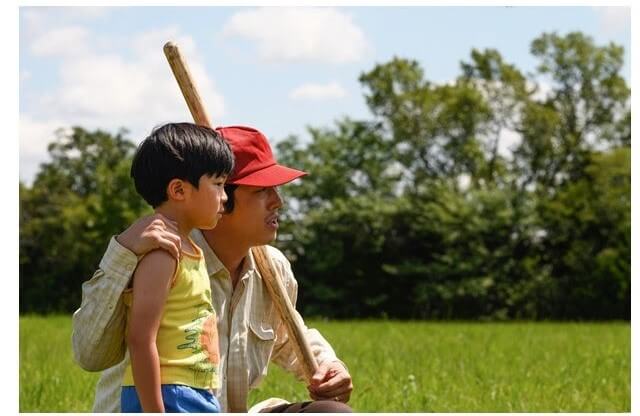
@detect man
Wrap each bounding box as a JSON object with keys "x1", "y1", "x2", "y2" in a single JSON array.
[{"x1": 72, "y1": 125, "x2": 353, "y2": 413}]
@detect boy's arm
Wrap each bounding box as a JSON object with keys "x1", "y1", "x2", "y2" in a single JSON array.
[
  {"x1": 127, "y1": 249, "x2": 176, "y2": 413},
  {"x1": 71, "y1": 214, "x2": 181, "y2": 371}
]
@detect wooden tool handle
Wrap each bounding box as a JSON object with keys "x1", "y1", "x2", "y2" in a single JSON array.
[
  {"x1": 162, "y1": 41, "x2": 318, "y2": 383},
  {"x1": 252, "y1": 245, "x2": 319, "y2": 382},
  {"x1": 163, "y1": 42, "x2": 212, "y2": 128}
]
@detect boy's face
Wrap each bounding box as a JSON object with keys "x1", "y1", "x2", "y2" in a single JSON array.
[
  {"x1": 186, "y1": 174, "x2": 228, "y2": 230},
  {"x1": 220, "y1": 185, "x2": 283, "y2": 246}
]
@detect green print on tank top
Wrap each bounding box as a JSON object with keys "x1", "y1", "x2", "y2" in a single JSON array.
[{"x1": 177, "y1": 303, "x2": 218, "y2": 386}]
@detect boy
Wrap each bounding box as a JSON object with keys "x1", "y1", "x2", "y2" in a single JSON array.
[{"x1": 121, "y1": 122, "x2": 234, "y2": 412}]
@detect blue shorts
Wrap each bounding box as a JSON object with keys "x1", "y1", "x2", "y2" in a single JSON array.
[{"x1": 121, "y1": 384, "x2": 220, "y2": 413}]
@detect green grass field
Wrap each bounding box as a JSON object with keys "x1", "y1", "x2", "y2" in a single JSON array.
[{"x1": 19, "y1": 316, "x2": 630, "y2": 412}]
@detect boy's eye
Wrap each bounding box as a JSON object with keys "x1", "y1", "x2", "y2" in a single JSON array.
[{"x1": 211, "y1": 176, "x2": 227, "y2": 186}]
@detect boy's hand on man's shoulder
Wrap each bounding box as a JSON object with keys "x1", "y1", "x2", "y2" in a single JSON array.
[{"x1": 116, "y1": 213, "x2": 182, "y2": 259}]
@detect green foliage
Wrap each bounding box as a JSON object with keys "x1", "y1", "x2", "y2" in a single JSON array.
[
  {"x1": 524, "y1": 32, "x2": 630, "y2": 186},
  {"x1": 19, "y1": 31, "x2": 630, "y2": 319},
  {"x1": 20, "y1": 316, "x2": 630, "y2": 412},
  {"x1": 537, "y1": 148, "x2": 630, "y2": 319},
  {"x1": 275, "y1": 31, "x2": 629, "y2": 320},
  {"x1": 20, "y1": 127, "x2": 151, "y2": 313}
]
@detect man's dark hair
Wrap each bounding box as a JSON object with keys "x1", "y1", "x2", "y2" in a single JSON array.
[
  {"x1": 223, "y1": 184, "x2": 239, "y2": 213},
  {"x1": 131, "y1": 122, "x2": 234, "y2": 208}
]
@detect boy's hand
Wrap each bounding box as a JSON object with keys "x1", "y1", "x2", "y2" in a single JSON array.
[{"x1": 116, "y1": 213, "x2": 181, "y2": 259}]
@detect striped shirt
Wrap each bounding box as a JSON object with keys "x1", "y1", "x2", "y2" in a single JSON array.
[{"x1": 71, "y1": 229, "x2": 340, "y2": 412}]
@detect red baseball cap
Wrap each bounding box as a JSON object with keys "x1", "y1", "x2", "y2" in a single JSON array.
[{"x1": 215, "y1": 125, "x2": 307, "y2": 186}]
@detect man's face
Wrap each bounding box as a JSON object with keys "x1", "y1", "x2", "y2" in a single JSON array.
[{"x1": 222, "y1": 185, "x2": 283, "y2": 246}]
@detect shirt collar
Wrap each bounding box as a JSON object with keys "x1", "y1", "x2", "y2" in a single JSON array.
[
  {"x1": 245, "y1": 247, "x2": 257, "y2": 277},
  {"x1": 190, "y1": 229, "x2": 257, "y2": 279},
  {"x1": 190, "y1": 228, "x2": 226, "y2": 277}
]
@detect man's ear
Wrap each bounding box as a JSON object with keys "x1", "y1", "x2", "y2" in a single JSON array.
[{"x1": 167, "y1": 178, "x2": 190, "y2": 201}]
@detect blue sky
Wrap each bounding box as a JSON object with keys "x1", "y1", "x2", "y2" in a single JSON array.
[{"x1": 19, "y1": 6, "x2": 631, "y2": 184}]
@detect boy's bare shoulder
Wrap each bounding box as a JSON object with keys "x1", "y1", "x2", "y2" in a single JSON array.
[{"x1": 135, "y1": 249, "x2": 178, "y2": 282}]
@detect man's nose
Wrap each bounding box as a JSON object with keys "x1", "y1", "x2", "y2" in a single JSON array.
[{"x1": 269, "y1": 187, "x2": 283, "y2": 209}]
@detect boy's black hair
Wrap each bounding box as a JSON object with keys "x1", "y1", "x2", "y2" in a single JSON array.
[{"x1": 131, "y1": 123, "x2": 235, "y2": 208}]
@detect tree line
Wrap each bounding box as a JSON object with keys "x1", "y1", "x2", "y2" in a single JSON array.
[{"x1": 20, "y1": 32, "x2": 630, "y2": 319}]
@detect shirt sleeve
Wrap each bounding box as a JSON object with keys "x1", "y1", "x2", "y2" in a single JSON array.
[
  {"x1": 267, "y1": 247, "x2": 341, "y2": 380},
  {"x1": 71, "y1": 236, "x2": 138, "y2": 371}
]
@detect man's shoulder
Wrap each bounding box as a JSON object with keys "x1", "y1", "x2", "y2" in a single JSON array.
[
  {"x1": 190, "y1": 228, "x2": 206, "y2": 247},
  {"x1": 259, "y1": 245, "x2": 297, "y2": 287},
  {"x1": 263, "y1": 245, "x2": 290, "y2": 267}
]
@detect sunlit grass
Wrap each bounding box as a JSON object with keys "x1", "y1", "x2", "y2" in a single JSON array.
[{"x1": 20, "y1": 316, "x2": 629, "y2": 412}]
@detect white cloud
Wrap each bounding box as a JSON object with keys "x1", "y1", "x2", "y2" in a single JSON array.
[
  {"x1": 529, "y1": 79, "x2": 553, "y2": 102},
  {"x1": 457, "y1": 173, "x2": 471, "y2": 191},
  {"x1": 64, "y1": 6, "x2": 109, "y2": 20},
  {"x1": 20, "y1": 21, "x2": 225, "y2": 184},
  {"x1": 498, "y1": 128, "x2": 522, "y2": 159},
  {"x1": 19, "y1": 116, "x2": 70, "y2": 184},
  {"x1": 30, "y1": 26, "x2": 91, "y2": 57},
  {"x1": 37, "y1": 27, "x2": 225, "y2": 126},
  {"x1": 289, "y1": 81, "x2": 347, "y2": 101},
  {"x1": 21, "y1": 8, "x2": 50, "y2": 38},
  {"x1": 222, "y1": 7, "x2": 370, "y2": 64},
  {"x1": 594, "y1": 6, "x2": 630, "y2": 34},
  {"x1": 21, "y1": 7, "x2": 110, "y2": 39}
]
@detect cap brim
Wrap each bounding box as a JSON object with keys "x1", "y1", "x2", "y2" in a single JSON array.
[{"x1": 228, "y1": 164, "x2": 307, "y2": 187}]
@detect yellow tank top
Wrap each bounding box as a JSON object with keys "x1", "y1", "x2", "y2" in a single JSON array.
[{"x1": 122, "y1": 241, "x2": 220, "y2": 390}]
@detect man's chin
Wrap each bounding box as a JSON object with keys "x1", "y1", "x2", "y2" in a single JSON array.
[{"x1": 257, "y1": 231, "x2": 277, "y2": 246}]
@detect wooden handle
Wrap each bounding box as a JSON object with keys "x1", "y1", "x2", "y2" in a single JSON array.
[
  {"x1": 163, "y1": 41, "x2": 318, "y2": 383},
  {"x1": 252, "y1": 245, "x2": 319, "y2": 382},
  {"x1": 163, "y1": 41, "x2": 212, "y2": 128}
]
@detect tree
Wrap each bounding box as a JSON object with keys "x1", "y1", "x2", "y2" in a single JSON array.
[
  {"x1": 358, "y1": 58, "x2": 493, "y2": 185},
  {"x1": 275, "y1": 31, "x2": 630, "y2": 320},
  {"x1": 538, "y1": 147, "x2": 630, "y2": 319},
  {"x1": 20, "y1": 127, "x2": 150, "y2": 313},
  {"x1": 517, "y1": 32, "x2": 630, "y2": 190},
  {"x1": 20, "y1": 32, "x2": 630, "y2": 319}
]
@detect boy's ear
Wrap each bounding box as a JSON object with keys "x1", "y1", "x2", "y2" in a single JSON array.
[{"x1": 166, "y1": 178, "x2": 190, "y2": 201}]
